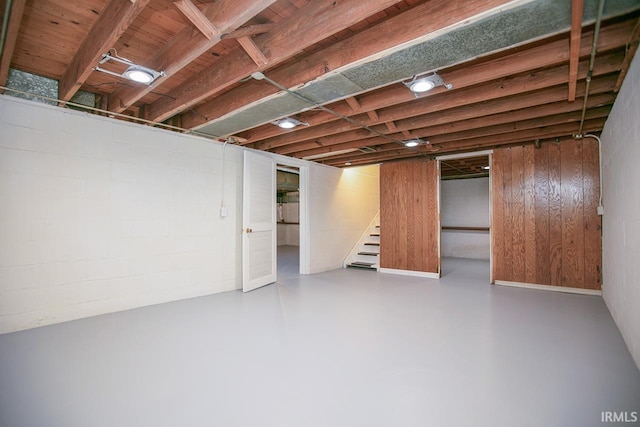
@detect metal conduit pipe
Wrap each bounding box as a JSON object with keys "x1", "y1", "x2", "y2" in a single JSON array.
[
  {"x1": 575, "y1": 0, "x2": 606, "y2": 217},
  {"x1": 577, "y1": 0, "x2": 606, "y2": 136}
]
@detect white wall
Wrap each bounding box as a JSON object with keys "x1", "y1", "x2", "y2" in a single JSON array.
[
  {"x1": 308, "y1": 164, "x2": 380, "y2": 273},
  {"x1": 0, "y1": 96, "x2": 379, "y2": 333},
  {"x1": 440, "y1": 177, "x2": 490, "y2": 260},
  {"x1": 600, "y1": 52, "x2": 640, "y2": 369},
  {"x1": 0, "y1": 96, "x2": 243, "y2": 334}
]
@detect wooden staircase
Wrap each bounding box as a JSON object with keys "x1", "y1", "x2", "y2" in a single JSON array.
[{"x1": 344, "y1": 215, "x2": 380, "y2": 271}]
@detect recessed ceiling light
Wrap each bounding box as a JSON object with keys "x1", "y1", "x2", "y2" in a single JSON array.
[
  {"x1": 345, "y1": 162, "x2": 352, "y2": 166},
  {"x1": 410, "y1": 78, "x2": 436, "y2": 93},
  {"x1": 482, "y1": 165, "x2": 490, "y2": 170},
  {"x1": 403, "y1": 72, "x2": 452, "y2": 94},
  {"x1": 123, "y1": 66, "x2": 154, "y2": 84},
  {"x1": 273, "y1": 117, "x2": 308, "y2": 129},
  {"x1": 95, "y1": 52, "x2": 165, "y2": 85},
  {"x1": 404, "y1": 139, "x2": 424, "y2": 148}
]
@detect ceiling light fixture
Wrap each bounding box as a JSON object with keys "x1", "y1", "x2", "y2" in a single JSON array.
[
  {"x1": 482, "y1": 165, "x2": 490, "y2": 170},
  {"x1": 403, "y1": 138, "x2": 427, "y2": 148},
  {"x1": 272, "y1": 117, "x2": 308, "y2": 129},
  {"x1": 403, "y1": 72, "x2": 452, "y2": 95},
  {"x1": 95, "y1": 51, "x2": 165, "y2": 85}
]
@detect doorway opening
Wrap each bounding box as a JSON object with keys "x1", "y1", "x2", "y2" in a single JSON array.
[
  {"x1": 276, "y1": 165, "x2": 301, "y2": 278},
  {"x1": 437, "y1": 153, "x2": 492, "y2": 280}
]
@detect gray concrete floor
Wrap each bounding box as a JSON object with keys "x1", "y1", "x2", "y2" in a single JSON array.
[{"x1": 0, "y1": 256, "x2": 639, "y2": 427}]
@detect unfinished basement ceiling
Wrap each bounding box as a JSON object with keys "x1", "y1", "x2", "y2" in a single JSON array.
[
  {"x1": 2, "y1": 0, "x2": 640, "y2": 167},
  {"x1": 440, "y1": 156, "x2": 491, "y2": 179}
]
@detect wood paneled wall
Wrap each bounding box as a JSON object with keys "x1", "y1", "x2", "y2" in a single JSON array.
[
  {"x1": 380, "y1": 159, "x2": 439, "y2": 274},
  {"x1": 492, "y1": 140, "x2": 601, "y2": 289}
]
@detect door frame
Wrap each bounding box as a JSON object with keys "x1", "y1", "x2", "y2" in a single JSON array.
[
  {"x1": 435, "y1": 150, "x2": 493, "y2": 280},
  {"x1": 268, "y1": 152, "x2": 310, "y2": 275}
]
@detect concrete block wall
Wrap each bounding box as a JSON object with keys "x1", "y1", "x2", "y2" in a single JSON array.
[
  {"x1": 0, "y1": 96, "x2": 242, "y2": 333},
  {"x1": 308, "y1": 164, "x2": 380, "y2": 273},
  {"x1": 600, "y1": 52, "x2": 640, "y2": 369}
]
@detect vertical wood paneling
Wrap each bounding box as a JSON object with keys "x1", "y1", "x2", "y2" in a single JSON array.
[
  {"x1": 534, "y1": 145, "x2": 551, "y2": 285},
  {"x1": 548, "y1": 143, "x2": 563, "y2": 287},
  {"x1": 408, "y1": 162, "x2": 421, "y2": 271},
  {"x1": 582, "y1": 138, "x2": 602, "y2": 289},
  {"x1": 560, "y1": 140, "x2": 585, "y2": 287},
  {"x1": 491, "y1": 139, "x2": 601, "y2": 290},
  {"x1": 379, "y1": 163, "x2": 396, "y2": 268},
  {"x1": 502, "y1": 148, "x2": 514, "y2": 280},
  {"x1": 491, "y1": 150, "x2": 505, "y2": 281},
  {"x1": 511, "y1": 146, "x2": 526, "y2": 282},
  {"x1": 380, "y1": 159, "x2": 439, "y2": 274},
  {"x1": 523, "y1": 145, "x2": 537, "y2": 283},
  {"x1": 426, "y1": 160, "x2": 439, "y2": 273}
]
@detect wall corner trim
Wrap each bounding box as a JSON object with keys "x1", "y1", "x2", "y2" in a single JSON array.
[
  {"x1": 494, "y1": 280, "x2": 602, "y2": 296},
  {"x1": 379, "y1": 268, "x2": 440, "y2": 279}
]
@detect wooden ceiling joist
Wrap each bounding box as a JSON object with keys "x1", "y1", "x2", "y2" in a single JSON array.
[
  {"x1": 288, "y1": 92, "x2": 614, "y2": 159},
  {"x1": 255, "y1": 51, "x2": 623, "y2": 152},
  {"x1": 238, "y1": 20, "x2": 633, "y2": 145},
  {"x1": 286, "y1": 93, "x2": 613, "y2": 157},
  {"x1": 173, "y1": 0, "x2": 218, "y2": 40},
  {"x1": 237, "y1": 36, "x2": 269, "y2": 66},
  {"x1": 107, "y1": 0, "x2": 278, "y2": 112},
  {"x1": 323, "y1": 119, "x2": 606, "y2": 167},
  {"x1": 221, "y1": 23, "x2": 276, "y2": 40},
  {"x1": 145, "y1": 0, "x2": 405, "y2": 123},
  {"x1": 568, "y1": 0, "x2": 584, "y2": 101},
  {"x1": 614, "y1": 18, "x2": 640, "y2": 92},
  {"x1": 179, "y1": 0, "x2": 515, "y2": 130},
  {"x1": 345, "y1": 97, "x2": 361, "y2": 111},
  {"x1": 58, "y1": 0, "x2": 151, "y2": 101}
]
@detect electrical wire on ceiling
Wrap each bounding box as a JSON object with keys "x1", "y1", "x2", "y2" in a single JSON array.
[
  {"x1": 250, "y1": 71, "x2": 427, "y2": 152},
  {"x1": 573, "y1": 0, "x2": 605, "y2": 216}
]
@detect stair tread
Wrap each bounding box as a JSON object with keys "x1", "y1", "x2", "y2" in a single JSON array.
[
  {"x1": 349, "y1": 261, "x2": 376, "y2": 266},
  {"x1": 369, "y1": 233, "x2": 380, "y2": 236},
  {"x1": 364, "y1": 242, "x2": 380, "y2": 246},
  {"x1": 358, "y1": 251, "x2": 379, "y2": 256}
]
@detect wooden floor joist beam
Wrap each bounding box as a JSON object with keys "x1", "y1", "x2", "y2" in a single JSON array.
[
  {"x1": 179, "y1": 0, "x2": 514, "y2": 130},
  {"x1": 58, "y1": 0, "x2": 150, "y2": 101},
  {"x1": 107, "y1": 0, "x2": 277, "y2": 113},
  {"x1": 145, "y1": 0, "x2": 403, "y2": 122},
  {"x1": 255, "y1": 51, "x2": 623, "y2": 152},
  {"x1": 238, "y1": 20, "x2": 633, "y2": 145}
]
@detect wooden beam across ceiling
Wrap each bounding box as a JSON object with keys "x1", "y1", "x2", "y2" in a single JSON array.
[
  {"x1": 568, "y1": 0, "x2": 584, "y2": 101},
  {"x1": 107, "y1": 0, "x2": 278, "y2": 113},
  {"x1": 289, "y1": 91, "x2": 615, "y2": 158},
  {"x1": 221, "y1": 23, "x2": 276, "y2": 40},
  {"x1": 236, "y1": 19, "x2": 634, "y2": 146},
  {"x1": 0, "y1": 0, "x2": 26, "y2": 90},
  {"x1": 58, "y1": 0, "x2": 151, "y2": 101},
  {"x1": 237, "y1": 36, "x2": 269, "y2": 66},
  {"x1": 145, "y1": 0, "x2": 406, "y2": 123},
  {"x1": 323, "y1": 118, "x2": 607, "y2": 167},
  {"x1": 179, "y1": 0, "x2": 515, "y2": 130},
  {"x1": 173, "y1": 0, "x2": 218, "y2": 40},
  {"x1": 254, "y1": 50, "x2": 623, "y2": 152}
]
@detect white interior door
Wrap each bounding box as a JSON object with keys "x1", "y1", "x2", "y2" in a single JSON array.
[{"x1": 242, "y1": 151, "x2": 277, "y2": 292}]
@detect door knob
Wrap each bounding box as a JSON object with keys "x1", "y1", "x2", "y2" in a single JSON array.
[{"x1": 245, "y1": 228, "x2": 253, "y2": 233}]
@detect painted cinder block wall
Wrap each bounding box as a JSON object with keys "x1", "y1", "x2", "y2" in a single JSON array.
[
  {"x1": 0, "y1": 96, "x2": 379, "y2": 333},
  {"x1": 600, "y1": 50, "x2": 640, "y2": 369}
]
